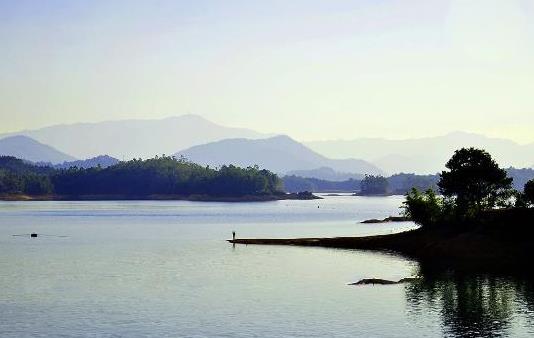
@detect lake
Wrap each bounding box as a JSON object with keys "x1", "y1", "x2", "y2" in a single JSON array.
[{"x1": 1, "y1": 195, "x2": 533, "y2": 337}]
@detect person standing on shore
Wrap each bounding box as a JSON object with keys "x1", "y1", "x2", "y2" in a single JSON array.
[{"x1": 232, "y1": 231, "x2": 236, "y2": 240}]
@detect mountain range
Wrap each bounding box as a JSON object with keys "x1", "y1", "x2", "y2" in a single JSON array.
[
  {"x1": 306, "y1": 132, "x2": 534, "y2": 174},
  {"x1": 3, "y1": 115, "x2": 534, "y2": 176},
  {"x1": 0, "y1": 128, "x2": 381, "y2": 177},
  {"x1": 0, "y1": 114, "x2": 266, "y2": 160},
  {"x1": 176, "y1": 135, "x2": 382, "y2": 176}
]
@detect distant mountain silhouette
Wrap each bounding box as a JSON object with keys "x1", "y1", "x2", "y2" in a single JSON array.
[
  {"x1": 287, "y1": 167, "x2": 363, "y2": 181},
  {"x1": 54, "y1": 155, "x2": 119, "y2": 169},
  {"x1": 176, "y1": 135, "x2": 382, "y2": 175},
  {"x1": 2, "y1": 115, "x2": 266, "y2": 160},
  {"x1": 306, "y1": 132, "x2": 534, "y2": 174},
  {"x1": 0, "y1": 135, "x2": 76, "y2": 164}
]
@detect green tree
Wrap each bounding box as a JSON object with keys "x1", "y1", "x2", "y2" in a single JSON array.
[
  {"x1": 402, "y1": 188, "x2": 448, "y2": 227},
  {"x1": 23, "y1": 173, "x2": 53, "y2": 195},
  {"x1": 438, "y1": 148, "x2": 513, "y2": 213}
]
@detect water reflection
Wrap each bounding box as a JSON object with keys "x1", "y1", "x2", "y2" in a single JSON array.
[{"x1": 405, "y1": 261, "x2": 534, "y2": 337}]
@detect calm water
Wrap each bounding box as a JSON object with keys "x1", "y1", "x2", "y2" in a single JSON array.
[{"x1": 1, "y1": 195, "x2": 533, "y2": 337}]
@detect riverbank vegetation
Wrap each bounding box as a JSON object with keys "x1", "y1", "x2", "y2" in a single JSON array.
[{"x1": 402, "y1": 148, "x2": 533, "y2": 228}]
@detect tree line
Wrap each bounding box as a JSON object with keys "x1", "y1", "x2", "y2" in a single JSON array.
[
  {"x1": 0, "y1": 156, "x2": 283, "y2": 197},
  {"x1": 359, "y1": 167, "x2": 532, "y2": 196},
  {"x1": 283, "y1": 173, "x2": 439, "y2": 194}
]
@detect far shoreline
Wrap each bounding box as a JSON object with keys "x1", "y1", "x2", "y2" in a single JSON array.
[
  {"x1": 0, "y1": 192, "x2": 322, "y2": 202},
  {"x1": 352, "y1": 192, "x2": 405, "y2": 197}
]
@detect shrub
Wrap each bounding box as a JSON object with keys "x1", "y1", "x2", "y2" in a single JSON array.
[{"x1": 402, "y1": 188, "x2": 444, "y2": 227}]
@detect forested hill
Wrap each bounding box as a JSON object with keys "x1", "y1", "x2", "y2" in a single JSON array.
[{"x1": 0, "y1": 156, "x2": 284, "y2": 198}]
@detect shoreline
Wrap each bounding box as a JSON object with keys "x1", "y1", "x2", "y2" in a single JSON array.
[
  {"x1": 228, "y1": 210, "x2": 534, "y2": 272},
  {"x1": 227, "y1": 230, "x2": 515, "y2": 270},
  {"x1": 0, "y1": 192, "x2": 322, "y2": 202}
]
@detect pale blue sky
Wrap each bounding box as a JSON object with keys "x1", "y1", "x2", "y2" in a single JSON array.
[{"x1": 1, "y1": 0, "x2": 534, "y2": 142}]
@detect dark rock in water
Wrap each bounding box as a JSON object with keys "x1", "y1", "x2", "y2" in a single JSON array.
[
  {"x1": 349, "y1": 277, "x2": 420, "y2": 285},
  {"x1": 361, "y1": 216, "x2": 411, "y2": 224},
  {"x1": 349, "y1": 278, "x2": 398, "y2": 285},
  {"x1": 360, "y1": 219, "x2": 383, "y2": 224},
  {"x1": 30, "y1": 233, "x2": 38, "y2": 238}
]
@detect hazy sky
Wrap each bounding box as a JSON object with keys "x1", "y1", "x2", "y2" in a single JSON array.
[{"x1": 1, "y1": 0, "x2": 534, "y2": 142}]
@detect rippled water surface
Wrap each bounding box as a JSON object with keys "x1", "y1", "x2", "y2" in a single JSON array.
[{"x1": 1, "y1": 195, "x2": 533, "y2": 337}]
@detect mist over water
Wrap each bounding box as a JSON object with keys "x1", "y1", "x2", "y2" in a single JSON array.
[{"x1": 1, "y1": 195, "x2": 533, "y2": 337}]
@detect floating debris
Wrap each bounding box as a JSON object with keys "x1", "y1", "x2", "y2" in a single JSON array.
[{"x1": 12, "y1": 233, "x2": 69, "y2": 238}]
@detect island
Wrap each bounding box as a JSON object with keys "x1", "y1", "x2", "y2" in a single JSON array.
[{"x1": 0, "y1": 156, "x2": 320, "y2": 201}]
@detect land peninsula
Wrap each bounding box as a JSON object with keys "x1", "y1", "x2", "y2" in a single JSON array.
[{"x1": 230, "y1": 148, "x2": 534, "y2": 272}]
